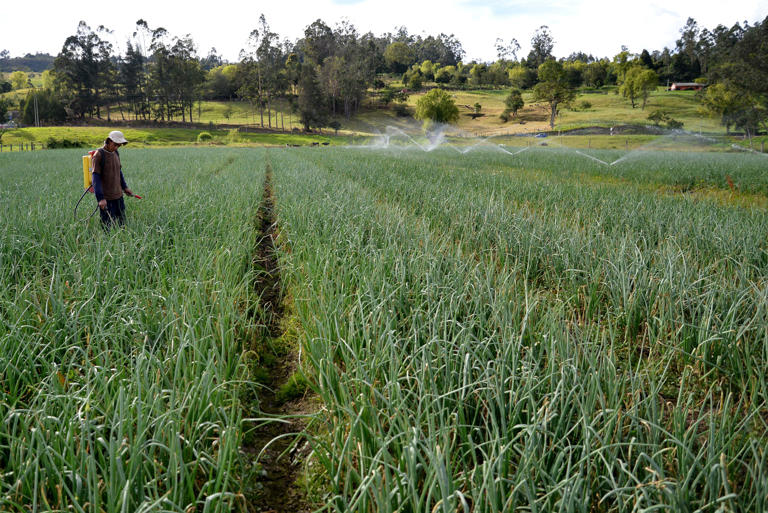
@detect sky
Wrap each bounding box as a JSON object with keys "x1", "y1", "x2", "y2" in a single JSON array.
[{"x1": 1, "y1": 0, "x2": 765, "y2": 63}]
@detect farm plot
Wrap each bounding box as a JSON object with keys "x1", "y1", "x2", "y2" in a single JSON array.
[
  {"x1": 2, "y1": 145, "x2": 767, "y2": 512},
  {"x1": 0, "y1": 148, "x2": 267, "y2": 512},
  {"x1": 270, "y1": 147, "x2": 768, "y2": 512}
]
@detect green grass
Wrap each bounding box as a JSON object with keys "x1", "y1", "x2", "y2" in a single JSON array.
[
  {"x1": 0, "y1": 126, "x2": 348, "y2": 150},
  {"x1": 394, "y1": 87, "x2": 724, "y2": 136}
]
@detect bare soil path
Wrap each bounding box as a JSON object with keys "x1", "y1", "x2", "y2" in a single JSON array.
[{"x1": 244, "y1": 163, "x2": 313, "y2": 513}]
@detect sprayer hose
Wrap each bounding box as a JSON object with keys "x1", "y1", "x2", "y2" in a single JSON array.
[{"x1": 74, "y1": 189, "x2": 98, "y2": 221}]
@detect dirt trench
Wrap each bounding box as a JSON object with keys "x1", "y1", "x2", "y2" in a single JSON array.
[{"x1": 243, "y1": 163, "x2": 312, "y2": 513}]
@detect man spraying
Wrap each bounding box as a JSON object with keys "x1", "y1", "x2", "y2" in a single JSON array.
[{"x1": 91, "y1": 130, "x2": 134, "y2": 228}]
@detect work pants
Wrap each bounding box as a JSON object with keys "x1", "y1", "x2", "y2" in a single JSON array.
[{"x1": 99, "y1": 197, "x2": 126, "y2": 229}]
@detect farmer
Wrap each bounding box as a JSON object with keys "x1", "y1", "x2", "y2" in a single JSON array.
[{"x1": 92, "y1": 130, "x2": 133, "y2": 228}]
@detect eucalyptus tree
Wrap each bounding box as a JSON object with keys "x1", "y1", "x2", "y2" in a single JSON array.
[
  {"x1": 53, "y1": 21, "x2": 114, "y2": 118},
  {"x1": 527, "y1": 26, "x2": 554, "y2": 68},
  {"x1": 238, "y1": 15, "x2": 285, "y2": 128}
]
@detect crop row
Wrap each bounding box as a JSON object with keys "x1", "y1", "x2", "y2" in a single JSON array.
[
  {"x1": 0, "y1": 148, "x2": 265, "y2": 512},
  {"x1": 271, "y1": 147, "x2": 768, "y2": 512}
]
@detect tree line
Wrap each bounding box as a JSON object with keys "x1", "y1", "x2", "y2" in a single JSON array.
[{"x1": 1, "y1": 14, "x2": 766, "y2": 134}]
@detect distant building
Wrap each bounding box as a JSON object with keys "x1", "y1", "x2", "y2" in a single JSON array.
[{"x1": 669, "y1": 82, "x2": 704, "y2": 91}]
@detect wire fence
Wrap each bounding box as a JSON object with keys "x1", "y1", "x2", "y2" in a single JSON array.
[{"x1": 0, "y1": 142, "x2": 45, "y2": 152}]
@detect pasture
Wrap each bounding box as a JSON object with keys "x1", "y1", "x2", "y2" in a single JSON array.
[{"x1": 1, "y1": 144, "x2": 767, "y2": 512}]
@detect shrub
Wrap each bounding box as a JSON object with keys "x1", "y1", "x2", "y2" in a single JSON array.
[
  {"x1": 434, "y1": 67, "x2": 454, "y2": 84},
  {"x1": 647, "y1": 110, "x2": 666, "y2": 126},
  {"x1": 197, "y1": 131, "x2": 213, "y2": 143},
  {"x1": 647, "y1": 110, "x2": 683, "y2": 129},
  {"x1": 408, "y1": 73, "x2": 423, "y2": 91},
  {"x1": 414, "y1": 88, "x2": 459, "y2": 125},
  {"x1": 500, "y1": 110, "x2": 511, "y2": 123},
  {"x1": 667, "y1": 118, "x2": 684, "y2": 130},
  {"x1": 579, "y1": 100, "x2": 592, "y2": 110},
  {"x1": 45, "y1": 137, "x2": 85, "y2": 149},
  {"x1": 393, "y1": 103, "x2": 411, "y2": 117}
]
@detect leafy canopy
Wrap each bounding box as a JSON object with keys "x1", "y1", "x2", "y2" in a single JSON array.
[
  {"x1": 415, "y1": 88, "x2": 459, "y2": 126},
  {"x1": 532, "y1": 60, "x2": 577, "y2": 128}
]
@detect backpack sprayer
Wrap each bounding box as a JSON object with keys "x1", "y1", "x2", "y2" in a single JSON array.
[{"x1": 74, "y1": 149, "x2": 142, "y2": 222}]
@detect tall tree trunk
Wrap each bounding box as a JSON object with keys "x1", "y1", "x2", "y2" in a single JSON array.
[{"x1": 549, "y1": 101, "x2": 557, "y2": 128}]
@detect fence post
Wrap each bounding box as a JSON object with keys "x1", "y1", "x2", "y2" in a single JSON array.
[{"x1": 625, "y1": 139, "x2": 629, "y2": 150}]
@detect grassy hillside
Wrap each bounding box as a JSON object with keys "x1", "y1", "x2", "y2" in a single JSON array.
[
  {"x1": 392, "y1": 87, "x2": 719, "y2": 136},
  {"x1": 0, "y1": 126, "x2": 348, "y2": 149},
  {"x1": 2, "y1": 80, "x2": 762, "y2": 151}
]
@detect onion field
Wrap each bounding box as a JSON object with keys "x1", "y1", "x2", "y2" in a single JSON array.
[{"x1": 2, "y1": 146, "x2": 767, "y2": 512}]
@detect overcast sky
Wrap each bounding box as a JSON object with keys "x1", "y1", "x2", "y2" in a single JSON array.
[{"x1": 2, "y1": 0, "x2": 765, "y2": 63}]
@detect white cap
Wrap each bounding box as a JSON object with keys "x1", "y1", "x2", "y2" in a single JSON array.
[{"x1": 108, "y1": 130, "x2": 128, "y2": 144}]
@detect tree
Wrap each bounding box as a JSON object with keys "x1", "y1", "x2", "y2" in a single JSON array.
[
  {"x1": 420, "y1": 60, "x2": 435, "y2": 81},
  {"x1": 297, "y1": 63, "x2": 327, "y2": 131},
  {"x1": 532, "y1": 60, "x2": 577, "y2": 128},
  {"x1": 504, "y1": 88, "x2": 524, "y2": 117},
  {"x1": 469, "y1": 63, "x2": 487, "y2": 86},
  {"x1": 169, "y1": 36, "x2": 205, "y2": 123},
  {"x1": 583, "y1": 61, "x2": 608, "y2": 88},
  {"x1": 434, "y1": 66, "x2": 455, "y2": 84},
  {"x1": 563, "y1": 61, "x2": 585, "y2": 88},
  {"x1": 121, "y1": 39, "x2": 148, "y2": 120},
  {"x1": 54, "y1": 21, "x2": 114, "y2": 119},
  {"x1": 677, "y1": 17, "x2": 701, "y2": 69},
  {"x1": 414, "y1": 33, "x2": 464, "y2": 66},
  {"x1": 10, "y1": 71, "x2": 29, "y2": 90},
  {"x1": 495, "y1": 38, "x2": 520, "y2": 61},
  {"x1": 527, "y1": 26, "x2": 554, "y2": 68},
  {"x1": 205, "y1": 64, "x2": 239, "y2": 100},
  {"x1": 21, "y1": 89, "x2": 66, "y2": 125},
  {"x1": 384, "y1": 42, "x2": 414, "y2": 73},
  {"x1": 701, "y1": 82, "x2": 751, "y2": 134},
  {"x1": 200, "y1": 47, "x2": 223, "y2": 71},
  {"x1": 640, "y1": 49, "x2": 654, "y2": 69},
  {"x1": 239, "y1": 15, "x2": 287, "y2": 128},
  {"x1": 0, "y1": 97, "x2": 8, "y2": 123},
  {"x1": 619, "y1": 66, "x2": 658, "y2": 109},
  {"x1": 254, "y1": 16, "x2": 286, "y2": 128},
  {"x1": 508, "y1": 65, "x2": 536, "y2": 89},
  {"x1": 407, "y1": 72, "x2": 423, "y2": 91},
  {"x1": 41, "y1": 70, "x2": 56, "y2": 90},
  {"x1": 414, "y1": 88, "x2": 459, "y2": 126},
  {"x1": 301, "y1": 19, "x2": 336, "y2": 65},
  {"x1": 708, "y1": 16, "x2": 768, "y2": 137},
  {"x1": 611, "y1": 48, "x2": 633, "y2": 85}
]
